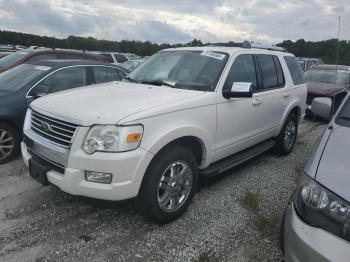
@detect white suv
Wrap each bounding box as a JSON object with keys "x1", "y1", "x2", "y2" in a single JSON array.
[{"x1": 22, "y1": 45, "x2": 307, "y2": 223}]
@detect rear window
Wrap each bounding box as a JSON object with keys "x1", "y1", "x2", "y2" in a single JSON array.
[{"x1": 284, "y1": 56, "x2": 305, "y2": 85}]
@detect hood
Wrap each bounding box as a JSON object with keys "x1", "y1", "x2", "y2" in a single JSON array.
[
  {"x1": 30, "y1": 81, "x2": 206, "y2": 126},
  {"x1": 316, "y1": 126, "x2": 350, "y2": 202},
  {"x1": 307, "y1": 82, "x2": 347, "y2": 96}
]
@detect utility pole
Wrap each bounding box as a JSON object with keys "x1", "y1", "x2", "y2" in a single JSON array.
[
  {"x1": 335, "y1": 16, "x2": 341, "y2": 67},
  {"x1": 106, "y1": 19, "x2": 109, "y2": 41}
]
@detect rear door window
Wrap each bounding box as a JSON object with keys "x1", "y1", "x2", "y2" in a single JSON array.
[
  {"x1": 284, "y1": 56, "x2": 306, "y2": 85},
  {"x1": 256, "y1": 54, "x2": 278, "y2": 90},
  {"x1": 93, "y1": 66, "x2": 121, "y2": 84}
]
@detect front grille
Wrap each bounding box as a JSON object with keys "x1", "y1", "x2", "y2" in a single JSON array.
[{"x1": 30, "y1": 110, "x2": 78, "y2": 148}]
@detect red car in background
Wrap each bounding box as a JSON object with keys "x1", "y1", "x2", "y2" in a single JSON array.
[{"x1": 0, "y1": 48, "x2": 105, "y2": 73}]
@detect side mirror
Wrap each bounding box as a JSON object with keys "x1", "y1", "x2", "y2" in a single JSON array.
[
  {"x1": 30, "y1": 84, "x2": 49, "y2": 98},
  {"x1": 223, "y1": 82, "x2": 253, "y2": 99},
  {"x1": 311, "y1": 97, "x2": 332, "y2": 120}
]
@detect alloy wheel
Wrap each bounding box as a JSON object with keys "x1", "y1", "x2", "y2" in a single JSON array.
[
  {"x1": 0, "y1": 129, "x2": 14, "y2": 161},
  {"x1": 284, "y1": 120, "x2": 296, "y2": 151},
  {"x1": 157, "y1": 161, "x2": 193, "y2": 212}
]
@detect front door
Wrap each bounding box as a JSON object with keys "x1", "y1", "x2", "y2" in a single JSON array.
[{"x1": 214, "y1": 54, "x2": 266, "y2": 161}]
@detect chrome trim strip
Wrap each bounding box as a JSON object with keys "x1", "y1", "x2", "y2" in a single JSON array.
[{"x1": 32, "y1": 112, "x2": 77, "y2": 129}]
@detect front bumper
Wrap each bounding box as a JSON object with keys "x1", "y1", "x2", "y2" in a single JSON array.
[
  {"x1": 284, "y1": 204, "x2": 350, "y2": 262},
  {"x1": 21, "y1": 133, "x2": 154, "y2": 201}
]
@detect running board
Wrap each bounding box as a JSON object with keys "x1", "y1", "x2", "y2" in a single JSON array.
[{"x1": 200, "y1": 139, "x2": 276, "y2": 177}]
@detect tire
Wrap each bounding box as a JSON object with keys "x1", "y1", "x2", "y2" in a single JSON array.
[
  {"x1": 274, "y1": 114, "x2": 298, "y2": 156},
  {"x1": 136, "y1": 145, "x2": 198, "y2": 224},
  {"x1": 0, "y1": 123, "x2": 20, "y2": 165}
]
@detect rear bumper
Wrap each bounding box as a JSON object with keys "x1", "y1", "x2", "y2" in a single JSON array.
[{"x1": 284, "y1": 204, "x2": 350, "y2": 262}]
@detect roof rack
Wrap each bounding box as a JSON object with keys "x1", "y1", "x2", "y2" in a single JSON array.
[{"x1": 241, "y1": 41, "x2": 286, "y2": 52}]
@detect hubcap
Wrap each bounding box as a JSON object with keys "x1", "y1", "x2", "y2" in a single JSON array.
[
  {"x1": 0, "y1": 129, "x2": 14, "y2": 161},
  {"x1": 284, "y1": 121, "x2": 296, "y2": 151},
  {"x1": 157, "y1": 161, "x2": 193, "y2": 212}
]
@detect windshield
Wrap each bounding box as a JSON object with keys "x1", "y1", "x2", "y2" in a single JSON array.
[
  {"x1": 337, "y1": 96, "x2": 350, "y2": 127},
  {"x1": 304, "y1": 69, "x2": 350, "y2": 85},
  {"x1": 0, "y1": 51, "x2": 29, "y2": 69},
  {"x1": 128, "y1": 50, "x2": 229, "y2": 91},
  {"x1": 0, "y1": 64, "x2": 50, "y2": 93}
]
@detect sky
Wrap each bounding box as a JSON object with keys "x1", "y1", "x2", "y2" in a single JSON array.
[{"x1": 0, "y1": 0, "x2": 349, "y2": 44}]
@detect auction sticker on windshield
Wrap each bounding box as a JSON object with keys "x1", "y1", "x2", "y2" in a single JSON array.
[
  {"x1": 35, "y1": 66, "x2": 51, "y2": 71},
  {"x1": 200, "y1": 51, "x2": 226, "y2": 60}
]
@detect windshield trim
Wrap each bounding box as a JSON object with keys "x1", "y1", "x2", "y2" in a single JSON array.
[{"x1": 128, "y1": 50, "x2": 230, "y2": 92}]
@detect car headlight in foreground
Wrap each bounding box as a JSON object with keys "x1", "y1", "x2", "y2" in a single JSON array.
[
  {"x1": 294, "y1": 174, "x2": 350, "y2": 242},
  {"x1": 82, "y1": 125, "x2": 143, "y2": 154}
]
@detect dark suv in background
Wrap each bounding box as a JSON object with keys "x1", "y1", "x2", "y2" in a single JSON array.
[
  {"x1": 0, "y1": 48, "x2": 105, "y2": 73},
  {"x1": 0, "y1": 60, "x2": 127, "y2": 164}
]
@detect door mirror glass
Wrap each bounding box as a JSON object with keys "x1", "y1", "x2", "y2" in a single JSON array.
[
  {"x1": 311, "y1": 97, "x2": 332, "y2": 120},
  {"x1": 31, "y1": 83, "x2": 49, "y2": 97},
  {"x1": 223, "y1": 82, "x2": 253, "y2": 98}
]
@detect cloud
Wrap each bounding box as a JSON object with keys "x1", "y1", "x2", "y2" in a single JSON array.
[{"x1": 0, "y1": 0, "x2": 349, "y2": 44}]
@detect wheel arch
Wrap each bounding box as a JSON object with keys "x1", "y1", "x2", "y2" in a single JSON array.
[{"x1": 279, "y1": 103, "x2": 302, "y2": 132}]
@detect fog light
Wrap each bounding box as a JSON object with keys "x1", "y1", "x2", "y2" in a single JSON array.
[{"x1": 85, "y1": 171, "x2": 112, "y2": 184}]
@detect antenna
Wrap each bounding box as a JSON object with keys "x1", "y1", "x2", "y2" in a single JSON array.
[
  {"x1": 335, "y1": 16, "x2": 341, "y2": 67},
  {"x1": 106, "y1": 19, "x2": 109, "y2": 41}
]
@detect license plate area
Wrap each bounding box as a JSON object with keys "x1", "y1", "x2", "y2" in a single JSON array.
[{"x1": 29, "y1": 158, "x2": 50, "y2": 186}]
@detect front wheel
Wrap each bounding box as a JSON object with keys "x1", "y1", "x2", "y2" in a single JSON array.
[
  {"x1": 274, "y1": 114, "x2": 298, "y2": 156},
  {"x1": 0, "y1": 123, "x2": 20, "y2": 165},
  {"x1": 136, "y1": 145, "x2": 198, "y2": 224}
]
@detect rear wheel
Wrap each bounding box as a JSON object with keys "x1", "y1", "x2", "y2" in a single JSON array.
[
  {"x1": 136, "y1": 145, "x2": 198, "y2": 224},
  {"x1": 274, "y1": 114, "x2": 298, "y2": 156},
  {"x1": 0, "y1": 123, "x2": 20, "y2": 164}
]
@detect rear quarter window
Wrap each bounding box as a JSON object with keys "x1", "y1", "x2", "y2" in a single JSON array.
[{"x1": 284, "y1": 56, "x2": 305, "y2": 85}]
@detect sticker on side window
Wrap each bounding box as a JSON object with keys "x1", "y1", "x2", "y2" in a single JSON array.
[
  {"x1": 34, "y1": 66, "x2": 51, "y2": 71},
  {"x1": 200, "y1": 51, "x2": 226, "y2": 60}
]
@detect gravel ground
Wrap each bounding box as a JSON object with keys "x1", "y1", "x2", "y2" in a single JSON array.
[{"x1": 0, "y1": 119, "x2": 326, "y2": 262}]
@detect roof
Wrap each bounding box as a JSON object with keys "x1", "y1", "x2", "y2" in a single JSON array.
[
  {"x1": 309, "y1": 64, "x2": 350, "y2": 71},
  {"x1": 161, "y1": 46, "x2": 292, "y2": 56},
  {"x1": 26, "y1": 59, "x2": 118, "y2": 69}
]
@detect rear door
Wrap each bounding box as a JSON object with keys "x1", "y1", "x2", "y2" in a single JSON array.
[{"x1": 254, "y1": 54, "x2": 286, "y2": 137}]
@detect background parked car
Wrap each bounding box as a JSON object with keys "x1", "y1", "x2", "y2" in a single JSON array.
[
  {"x1": 0, "y1": 60, "x2": 127, "y2": 164},
  {"x1": 0, "y1": 48, "x2": 105, "y2": 73},
  {"x1": 97, "y1": 52, "x2": 140, "y2": 64},
  {"x1": 296, "y1": 57, "x2": 323, "y2": 71},
  {"x1": 304, "y1": 64, "x2": 350, "y2": 115},
  {"x1": 0, "y1": 52, "x2": 10, "y2": 59},
  {"x1": 119, "y1": 58, "x2": 146, "y2": 72},
  {"x1": 281, "y1": 94, "x2": 350, "y2": 262}
]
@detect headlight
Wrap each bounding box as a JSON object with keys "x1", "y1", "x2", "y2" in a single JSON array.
[
  {"x1": 82, "y1": 125, "x2": 143, "y2": 154},
  {"x1": 294, "y1": 174, "x2": 350, "y2": 242}
]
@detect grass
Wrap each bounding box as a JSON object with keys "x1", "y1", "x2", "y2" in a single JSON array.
[
  {"x1": 243, "y1": 191, "x2": 279, "y2": 237},
  {"x1": 243, "y1": 191, "x2": 259, "y2": 211}
]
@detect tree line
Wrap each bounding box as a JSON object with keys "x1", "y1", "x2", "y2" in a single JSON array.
[{"x1": 1, "y1": 30, "x2": 349, "y2": 65}]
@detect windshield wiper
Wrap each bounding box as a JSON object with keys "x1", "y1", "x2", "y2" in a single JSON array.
[
  {"x1": 124, "y1": 76, "x2": 138, "y2": 83},
  {"x1": 139, "y1": 79, "x2": 176, "y2": 88}
]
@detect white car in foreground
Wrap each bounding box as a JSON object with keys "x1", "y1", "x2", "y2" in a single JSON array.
[{"x1": 22, "y1": 45, "x2": 307, "y2": 223}]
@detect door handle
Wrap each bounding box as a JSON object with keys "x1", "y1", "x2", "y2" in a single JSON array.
[
  {"x1": 283, "y1": 92, "x2": 290, "y2": 98},
  {"x1": 252, "y1": 98, "x2": 262, "y2": 106}
]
